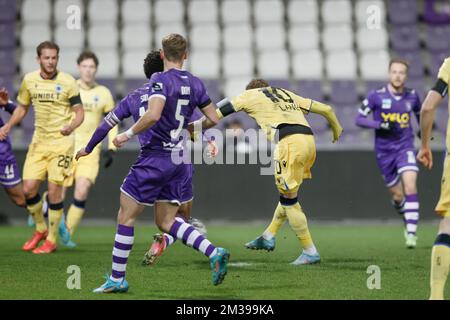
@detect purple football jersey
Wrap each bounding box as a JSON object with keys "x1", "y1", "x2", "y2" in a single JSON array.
[
  {"x1": 359, "y1": 85, "x2": 421, "y2": 153},
  {"x1": 105, "y1": 70, "x2": 210, "y2": 152}
]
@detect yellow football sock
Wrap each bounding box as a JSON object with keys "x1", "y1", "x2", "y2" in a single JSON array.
[
  {"x1": 47, "y1": 207, "x2": 64, "y2": 244},
  {"x1": 430, "y1": 244, "x2": 450, "y2": 300},
  {"x1": 27, "y1": 199, "x2": 46, "y2": 233},
  {"x1": 264, "y1": 203, "x2": 287, "y2": 237},
  {"x1": 285, "y1": 202, "x2": 314, "y2": 250},
  {"x1": 67, "y1": 204, "x2": 85, "y2": 236}
]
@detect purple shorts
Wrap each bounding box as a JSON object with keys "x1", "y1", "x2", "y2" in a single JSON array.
[
  {"x1": 376, "y1": 148, "x2": 419, "y2": 187},
  {"x1": 0, "y1": 156, "x2": 21, "y2": 188},
  {"x1": 120, "y1": 151, "x2": 192, "y2": 206},
  {"x1": 181, "y1": 163, "x2": 194, "y2": 204}
]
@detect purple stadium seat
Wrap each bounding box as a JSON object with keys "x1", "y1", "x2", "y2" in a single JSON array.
[
  {"x1": 405, "y1": 77, "x2": 426, "y2": 99},
  {"x1": 203, "y1": 79, "x2": 223, "y2": 103},
  {"x1": 337, "y1": 106, "x2": 360, "y2": 133},
  {"x1": 0, "y1": 0, "x2": 16, "y2": 22},
  {"x1": 365, "y1": 80, "x2": 386, "y2": 93},
  {"x1": 306, "y1": 113, "x2": 328, "y2": 133},
  {"x1": 430, "y1": 52, "x2": 449, "y2": 76},
  {"x1": 390, "y1": 26, "x2": 420, "y2": 52},
  {"x1": 0, "y1": 76, "x2": 13, "y2": 94},
  {"x1": 392, "y1": 51, "x2": 424, "y2": 78},
  {"x1": 96, "y1": 78, "x2": 118, "y2": 100},
  {"x1": 425, "y1": 26, "x2": 450, "y2": 52},
  {"x1": 0, "y1": 50, "x2": 15, "y2": 75},
  {"x1": 0, "y1": 23, "x2": 15, "y2": 49},
  {"x1": 20, "y1": 106, "x2": 35, "y2": 144},
  {"x1": 294, "y1": 80, "x2": 324, "y2": 101},
  {"x1": 388, "y1": 0, "x2": 418, "y2": 25},
  {"x1": 268, "y1": 79, "x2": 291, "y2": 90},
  {"x1": 124, "y1": 78, "x2": 146, "y2": 96},
  {"x1": 330, "y1": 80, "x2": 359, "y2": 108}
]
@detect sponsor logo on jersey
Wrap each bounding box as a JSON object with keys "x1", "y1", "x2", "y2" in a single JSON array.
[
  {"x1": 381, "y1": 112, "x2": 410, "y2": 128},
  {"x1": 381, "y1": 99, "x2": 392, "y2": 109},
  {"x1": 152, "y1": 82, "x2": 163, "y2": 92}
]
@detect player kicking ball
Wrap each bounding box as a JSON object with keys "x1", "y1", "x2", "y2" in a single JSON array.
[
  {"x1": 192, "y1": 79, "x2": 343, "y2": 265},
  {"x1": 77, "y1": 34, "x2": 229, "y2": 293},
  {"x1": 417, "y1": 56, "x2": 450, "y2": 300},
  {"x1": 356, "y1": 59, "x2": 422, "y2": 248}
]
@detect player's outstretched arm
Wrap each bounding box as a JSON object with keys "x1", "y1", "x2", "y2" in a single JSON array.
[
  {"x1": 0, "y1": 103, "x2": 29, "y2": 141},
  {"x1": 76, "y1": 111, "x2": 123, "y2": 160},
  {"x1": 417, "y1": 90, "x2": 443, "y2": 170},
  {"x1": 309, "y1": 101, "x2": 343, "y2": 143}
]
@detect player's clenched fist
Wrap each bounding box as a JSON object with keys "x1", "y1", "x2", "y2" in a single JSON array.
[
  {"x1": 60, "y1": 124, "x2": 74, "y2": 136},
  {"x1": 417, "y1": 147, "x2": 433, "y2": 170},
  {"x1": 113, "y1": 132, "x2": 130, "y2": 148}
]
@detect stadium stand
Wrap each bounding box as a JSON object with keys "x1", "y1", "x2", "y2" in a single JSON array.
[{"x1": 0, "y1": 0, "x2": 447, "y2": 149}]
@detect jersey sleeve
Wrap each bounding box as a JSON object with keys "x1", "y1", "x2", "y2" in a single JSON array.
[
  {"x1": 108, "y1": 95, "x2": 132, "y2": 126},
  {"x1": 413, "y1": 91, "x2": 422, "y2": 114},
  {"x1": 432, "y1": 58, "x2": 450, "y2": 97},
  {"x1": 194, "y1": 78, "x2": 212, "y2": 109},
  {"x1": 148, "y1": 73, "x2": 168, "y2": 101},
  {"x1": 358, "y1": 91, "x2": 378, "y2": 116},
  {"x1": 67, "y1": 77, "x2": 82, "y2": 106},
  {"x1": 290, "y1": 91, "x2": 313, "y2": 114},
  {"x1": 437, "y1": 58, "x2": 450, "y2": 85},
  {"x1": 17, "y1": 76, "x2": 31, "y2": 106},
  {"x1": 4, "y1": 101, "x2": 16, "y2": 114},
  {"x1": 102, "y1": 87, "x2": 115, "y2": 113}
]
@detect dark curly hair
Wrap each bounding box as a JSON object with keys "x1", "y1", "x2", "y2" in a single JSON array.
[{"x1": 143, "y1": 50, "x2": 164, "y2": 79}]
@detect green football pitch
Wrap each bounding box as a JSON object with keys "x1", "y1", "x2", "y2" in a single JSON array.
[{"x1": 0, "y1": 223, "x2": 448, "y2": 300}]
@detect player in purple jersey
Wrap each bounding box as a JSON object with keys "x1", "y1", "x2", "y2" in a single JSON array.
[
  {"x1": 0, "y1": 88, "x2": 26, "y2": 207},
  {"x1": 76, "y1": 34, "x2": 229, "y2": 293},
  {"x1": 355, "y1": 58, "x2": 422, "y2": 248},
  {"x1": 136, "y1": 51, "x2": 217, "y2": 266}
]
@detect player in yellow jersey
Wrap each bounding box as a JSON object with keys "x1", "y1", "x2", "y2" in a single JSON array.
[
  {"x1": 194, "y1": 79, "x2": 343, "y2": 265},
  {"x1": 0, "y1": 41, "x2": 84, "y2": 254},
  {"x1": 52, "y1": 51, "x2": 117, "y2": 247},
  {"x1": 417, "y1": 57, "x2": 450, "y2": 300}
]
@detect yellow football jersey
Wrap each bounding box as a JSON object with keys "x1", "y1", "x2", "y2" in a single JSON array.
[
  {"x1": 217, "y1": 87, "x2": 313, "y2": 142},
  {"x1": 437, "y1": 58, "x2": 450, "y2": 151},
  {"x1": 17, "y1": 70, "x2": 81, "y2": 141},
  {"x1": 76, "y1": 80, "x2": 117, "y2": 151}
]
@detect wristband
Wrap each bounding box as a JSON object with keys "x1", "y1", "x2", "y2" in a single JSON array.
[{"x1": 125, "y1": 128, "x2": 135, "y2": 138}]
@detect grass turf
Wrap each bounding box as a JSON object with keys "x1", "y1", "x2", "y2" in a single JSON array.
[{"x1": 0, "y1": 223, "x2": 448, "y2": 300}]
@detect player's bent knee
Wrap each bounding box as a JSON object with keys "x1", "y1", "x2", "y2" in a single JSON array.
[{"x1": 439, "y1": 217, "x2": 450, "y2": 234}]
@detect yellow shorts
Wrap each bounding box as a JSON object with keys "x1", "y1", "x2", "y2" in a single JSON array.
[
  {"x1": 23, "y1": 137, "x2": 75, "y2": 186},
  {"x1": 64, "y1": 148, "x2": 100, "y2": 187},
  {"x1": 273, "y1": 134, "x2": 316, "y2": 195},
  {"x1": 435, "y1": 153, "x2": 450, "y2": 218}
]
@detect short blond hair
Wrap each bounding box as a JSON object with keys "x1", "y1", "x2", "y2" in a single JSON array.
[{"x1": 162, "y1": 33, "x2": 187, "y2": 62}]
